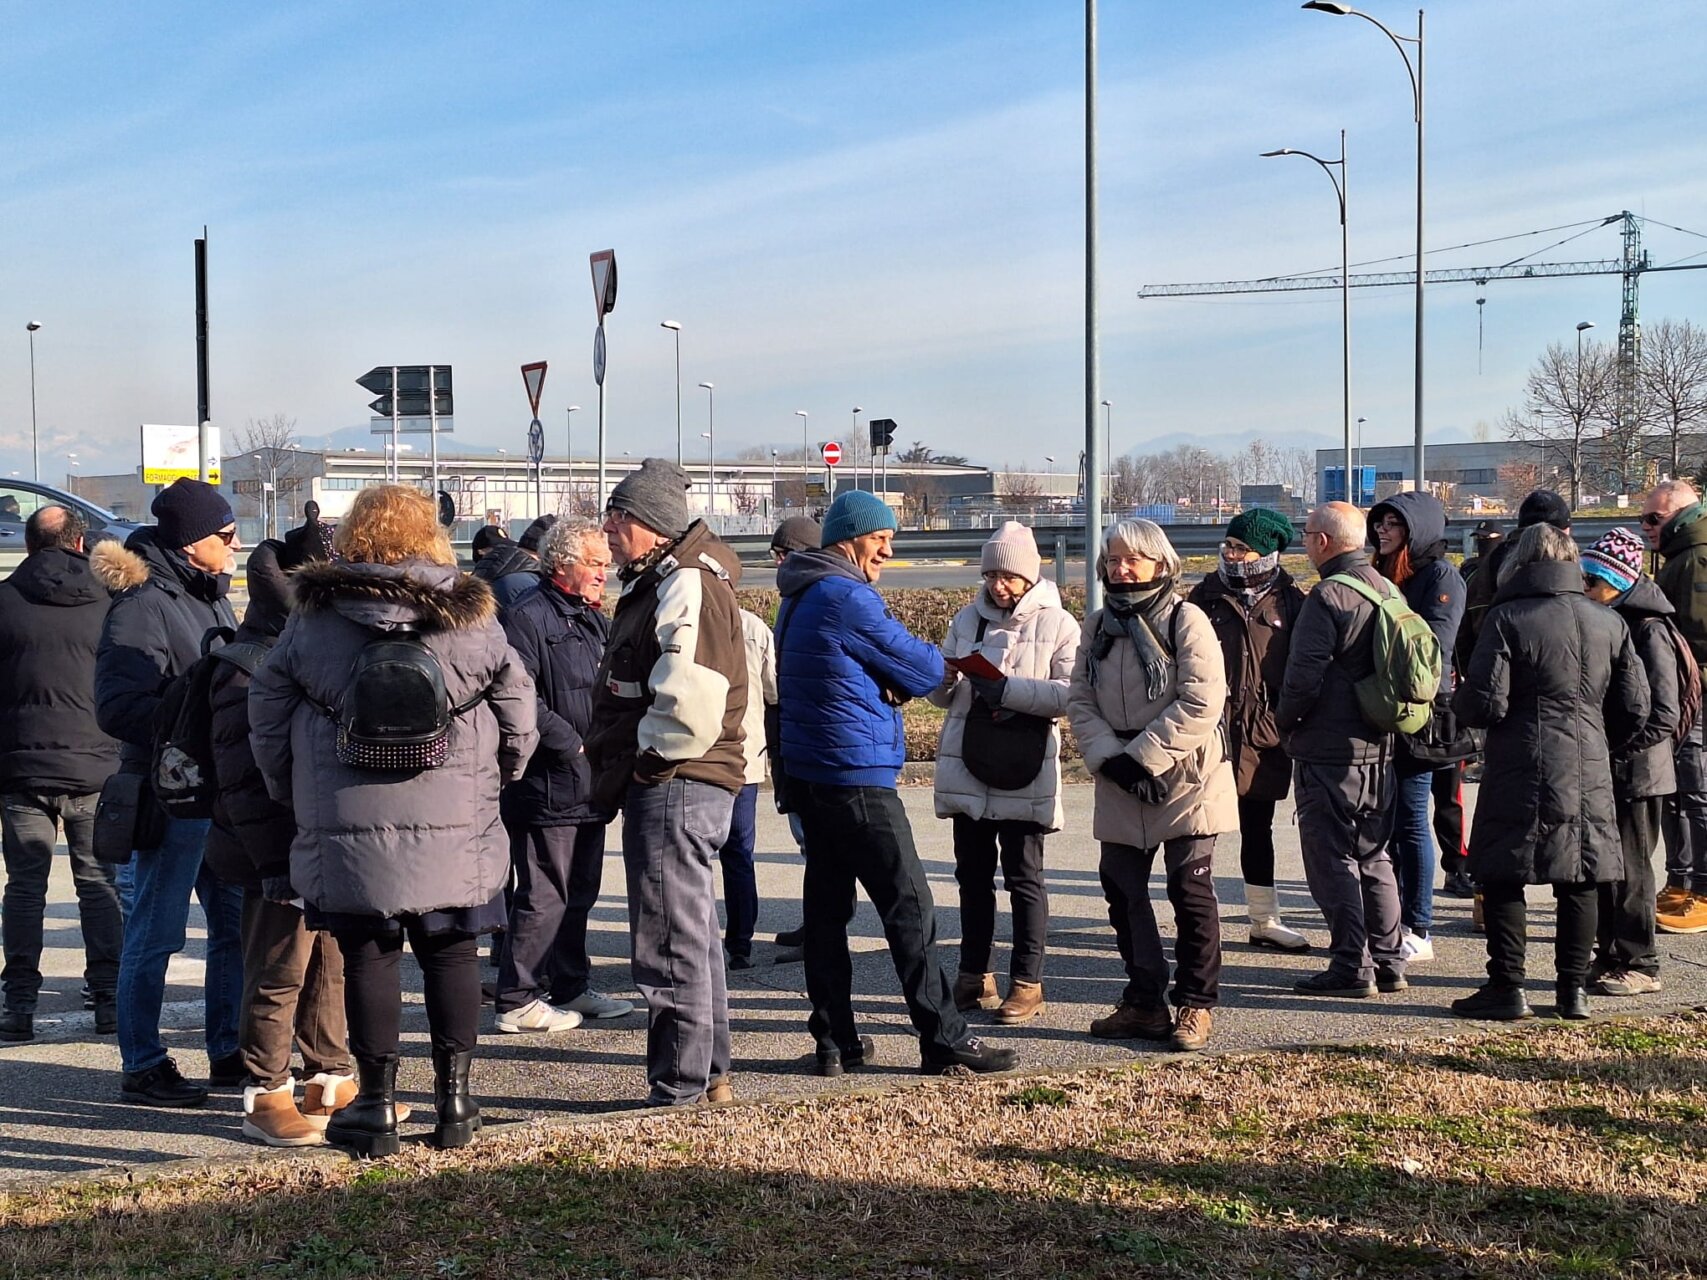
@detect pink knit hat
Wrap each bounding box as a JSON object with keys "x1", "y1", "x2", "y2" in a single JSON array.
[{"x1": 981, "y1": 521, "x2": 1042, "y2": 584}]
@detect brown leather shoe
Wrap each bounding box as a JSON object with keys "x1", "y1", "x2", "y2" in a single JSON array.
[
  {"x1": 954, "y1": 971, "x2": 1001, "y2": 1013},
  {"x1": 1170, "y1": 1006, "x2": 1212, "y2": 1052},
  {"x1": 995, "y1": 980, "x2": 1045, "y2": 1025},
  {"x1": 1089, "y1": 1001, "x2": 1172, "y2": 1041}
]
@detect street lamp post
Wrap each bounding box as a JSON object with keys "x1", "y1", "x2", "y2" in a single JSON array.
[
  {"x1": 795, "y1": 410, "x2": 809, "y2": 509},
  {"x1": 700, "y1": 432, "x2": 714, "y2": 510},
  {"x1": 1576, "y1": 321, "x2": 1596, "y2": 490},
  {"x1": 1303, "y1": 2, "x2": 1424, "y2": 487},
  {"x1": 1263, "y1": 131, "x2": 1350, "y2": 493},
  {"x1": 698, "y1": 382, "x2": 715, "y2": 513},
  {"x1": 1355, "y1": 416, "x2": 1367, "y2": 501},
  {"x1": 565, "y1": 405, "x2": 580, "y2": 508},
  {"x1": 1099, "y1": 399, "x2": 1112, "y2": 520},
  {"x1": 851, "y1": 406, "x2": 863, "y2": 491},
  {"x1": 771, "y1": 449, "x2": 779, "y2": 516},
  {"x1": 25, "y1": 321, "x2": 42, "y2": 482},
  {"x1": 660, "y1": 321, "x2": 683, "y2": 466}
]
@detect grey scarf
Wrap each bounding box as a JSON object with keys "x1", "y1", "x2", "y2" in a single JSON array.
[{"x1": 1091, "y1": 580, "x2": 1177, "y2": 700}]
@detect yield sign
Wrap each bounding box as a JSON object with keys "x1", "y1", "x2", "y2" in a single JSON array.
[
  {"x1": 589, "y1": 249, "x2": 618, "y2": 320},
  {"x1": 520, "y1": 361, "x2": 548, "y2": 417}
]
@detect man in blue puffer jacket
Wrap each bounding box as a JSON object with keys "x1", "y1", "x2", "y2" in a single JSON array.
[{"x1": 776, "y1": 490, "x2": 1017, "y2": 1078}]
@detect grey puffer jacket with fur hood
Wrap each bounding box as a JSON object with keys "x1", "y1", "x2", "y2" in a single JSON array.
[{"x1": 248, "y1": 559, "x2": 538, "y2": 917}]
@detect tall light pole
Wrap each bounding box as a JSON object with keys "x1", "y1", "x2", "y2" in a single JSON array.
[
  {"x1": 1355, "y1": 416, "x2": 1367, "y2": 502},
  {"x1": 698, "y1": 381, "x2": 716, "y2": 513},
  {"x1": 660, "y1": 320, "x2": 683, "y2": 466},
  {"x1": 852, "y1": 406, "x2": 863, "y2": 491},
  {"x1": 1262, "y1": 130, "x2": 1350, "y2": 495},
  {"x1": 771, "y1": 448, "x2": 780, "y2": 516},
  {"x1": 795, "y1": 410, "x2": 809, "y2": 509},
  {"x1": 565, "y1": 404, "x2": 580, "y2": 505},
  {"x1": 1576, "y1": 321, "x2": 1596, "y2": 487},
  {"x1": 1084, "y1": 0, "x2": 1103, "y2": 612},
  {"x1": 1304, "y1": 2, "x2": 1424, "y2": 487},
  {"x1": 25, "y1": 321, "x2": 42, "y2": 482},
  {"x1": 1100, "y1": 399, "x2": 1112, "y2": 520}
]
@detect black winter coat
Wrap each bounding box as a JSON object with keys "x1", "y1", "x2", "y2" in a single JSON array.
[
  {"x1": 206, "y1": 542, "x2": 295, "y2": 890},
  {"x1": 1454, "y1": 561, "x2": 1649, "y2": 885},
  {"x1": 500, "y1": 579, "x2": 613, "y2": 827},
  {"x1": 1276, "y1": 550, "x2": 1390, "y2": 765},
  {"x1": 1369, "y1": 493, "x2": 1474, "y2": 771},
  {"x1": 1609, "y1": 577, "x2": 1681, "y2": 801},
  {"x1": 0, "y1": 548, "x2": 120, "y2": 794},
  {"x1": 473, "y1": 542, "x2": 542, "y2": 611},
  {"x1": 92, "y1": 528, "x2": 237, "y2": 769}
]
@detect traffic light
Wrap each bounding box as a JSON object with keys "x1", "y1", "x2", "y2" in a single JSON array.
[{"x1": 869, "y1": 417, "x2": 896, "y2": 453}]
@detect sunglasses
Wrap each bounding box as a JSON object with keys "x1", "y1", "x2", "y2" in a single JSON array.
[
  {"x1": 214, "y1": 528, "x2": 237, "y2": 545},
  {"x1": 1640, "y1": 512, "x2": 1666, "y2": 528}
]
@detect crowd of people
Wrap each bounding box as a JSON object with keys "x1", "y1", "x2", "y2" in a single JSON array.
[{"x1": 0, "y1": 463, "x2": 1701, "y2": 1157}]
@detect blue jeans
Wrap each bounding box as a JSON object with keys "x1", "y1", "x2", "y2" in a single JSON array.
[
  {"x1": 116, "y1": 817, "x2": 244, "y2": 1074},
  {"x1": 1390, "y1": 768, "x2": 1436, "y2": 936},
  {"x1": 717, "y1": 785, "x2": 760, "y2": 960}
]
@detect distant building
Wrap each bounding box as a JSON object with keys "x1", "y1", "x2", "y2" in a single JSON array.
[{"x1": 1315, "y1": 441, "x2": 1542, "y2": 508}]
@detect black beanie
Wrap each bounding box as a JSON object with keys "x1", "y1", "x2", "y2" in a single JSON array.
[
  {"x1": 471, "y1": 525, "x2": 511, "y2": 559},
  {"x1": 1517, "y1": 489, "x2": 1571, "y2": 530},
  {"x1": 607, "y1": 458, "x2": 691, "y2": 537},
  {"x1": 151, "y1": 478, "x2": 234, "y2": 548},
  {"x1": 519, "y1": 514, "x2": 559, "y2": 553}
]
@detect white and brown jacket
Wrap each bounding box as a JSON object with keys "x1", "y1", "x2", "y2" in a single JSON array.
[{"x1": 585, "y1": 521, "x2": 750, "y2": 809}]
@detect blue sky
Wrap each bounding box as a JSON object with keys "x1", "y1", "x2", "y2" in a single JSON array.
[{"x1": 4, "y1": 2, "x2": 1706, "y2": 486}]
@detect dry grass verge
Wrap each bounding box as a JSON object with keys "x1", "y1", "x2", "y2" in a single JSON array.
[{"x1": 4, "y1": 1016, "x2": 1706, "y2": 1277}]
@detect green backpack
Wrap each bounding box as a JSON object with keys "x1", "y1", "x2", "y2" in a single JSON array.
[{"x1": 1326, "y1": 573, "x2": 1443, "y2": 735}]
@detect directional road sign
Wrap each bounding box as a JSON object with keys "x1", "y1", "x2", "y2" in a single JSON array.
[
  {"x1": 822, "y1": 441, "x2": 842, "y2": 466},
  {"x1": 520, "y1": 362, "x2": 548, "y2": 417},
  {"x1": 357, "y1": 366, "x2": 454, "y2": 418}
]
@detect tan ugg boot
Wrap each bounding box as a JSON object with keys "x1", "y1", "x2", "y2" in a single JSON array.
[
  {"x1": 241, "y1": 1083, "x2": 324, "y2": 1148},
  {"x1": 304, "y1": 1072, "x2": 410, "y2": 1129},
  {"x1": 995, "y1": 981, "x2": 1045, "y2": 1025},
  {"x1": 953, "y1": 971, "x2": 1001, "y2": 1013}
]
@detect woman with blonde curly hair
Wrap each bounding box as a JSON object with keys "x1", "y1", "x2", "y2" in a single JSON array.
[{"x1": 250, "y1": 485, "x2": 538, "y2": 1156}]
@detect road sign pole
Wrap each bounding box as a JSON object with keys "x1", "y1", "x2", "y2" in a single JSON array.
[
  {"x1": 390, "y1": 364, "x2": 400, "y2": 482},
  {"x1": 597, "y1": 381, "x2": 606, "y2": 507},
  {"x1": 428, "y1": 366, "x2": 441, "y2": 494}
]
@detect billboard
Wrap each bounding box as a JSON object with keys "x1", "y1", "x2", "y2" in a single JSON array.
[{"x1": 141, "y1": 424, "x2": 221, "y2": 486}]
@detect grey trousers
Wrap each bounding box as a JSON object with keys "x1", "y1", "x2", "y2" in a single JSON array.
[
  {"x1": 1295, "y1": 759, "x2": 1403, "y2": 982},
  {"x1": 622, "y1": 777, "x2": 734, "y2": 1106}
]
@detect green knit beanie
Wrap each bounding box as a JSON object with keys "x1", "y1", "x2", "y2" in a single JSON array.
[{"x1": 1225, "y1": 507, "x2": 1294, "y2": 556}]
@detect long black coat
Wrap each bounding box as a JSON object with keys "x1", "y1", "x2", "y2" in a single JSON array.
[
  {"x1": 1454, "y1": 561, "x2": 1650, "y2": 885},
  {"x1": 0, "y1": 547, "x2": 119, "y2": 794},
  {"x1": 499, "y1": 579, "x2": 613, "y2": 827},
  {"x1": 1610, "y1": 577, "x2": 1681, "y2": 801}
]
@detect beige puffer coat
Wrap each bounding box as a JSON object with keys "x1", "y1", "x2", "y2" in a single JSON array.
[
  {"x1": 930, "y1": 578, "x2": 1080, "y2": 830},
  {"x1": 1068, "y1": 596, "x2": 1238, "y2": 847}
]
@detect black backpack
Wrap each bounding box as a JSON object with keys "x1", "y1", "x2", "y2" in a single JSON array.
[
  {"x1": 153, "y1": 629, "x2": 270, "y2": 819},
  {"x1": 312, "y1": 626, "x2": 485, "y2": 771}
]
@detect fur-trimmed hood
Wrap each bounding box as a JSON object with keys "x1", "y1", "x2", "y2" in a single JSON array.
[
  {"x1": 90, "y1": 538, "x2": 152, "y2": 593},
  {"x1": 291, "y1": 559, "x2": 496, "y2": 632}
]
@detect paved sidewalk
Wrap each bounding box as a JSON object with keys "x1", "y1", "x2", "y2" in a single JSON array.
[{"x1": 3, "y1": 782, "x2": 1703, "y2": 1185}]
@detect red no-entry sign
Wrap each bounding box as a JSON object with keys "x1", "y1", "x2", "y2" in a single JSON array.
[{"x1": 822, "y1": 441, "x2": 842, "y2": 466}]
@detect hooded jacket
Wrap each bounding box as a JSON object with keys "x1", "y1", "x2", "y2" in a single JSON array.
[
  {"x1": 247, "y1": 560, "x2": 538, "y2": 917},
  {"x1": 1368, "y1": 491, "x2": 1472, "y2": 768},
  {"x1": 929, "y1": 576, "x2": 1080, "y2": 830},
  {"x1": 92, "y1": 527, "x2": 237, "y2": 769},
  {"x1": 1453, "y1": 560, "x2": 1649, "y2": 885},
  {"x1": 1276, "y1": 549, "x2": 1390, "y2": 765},
  {"x1": 774, "y1": 547, "x2": 944, "y2": 789},
  {"x1": 500, "y1": 578, "x2": 613, "y2": 827},
  {"x1": 0, "y1": 546, "x2": 119, "y2": 794},
  {"x1": 584, "y1": 521, "x2": 749, "y2": 810},
  {"x1": 472, "y1": 540, "x2": 542, "y2": 610},
  {"x1": 1655, "y1": 502, "x2": 1707, "y2": 664},
  {"x1": 1186, "y1": 566, "x2": 1303, "y2": 801},
  {"x1": 1608, "y1": 576, "x2": 1681, "y2": 801},
  {"x1": 205, "y1": 540, "x2": 296, "y2": 889},
  {"x1": 1067, "y1": 593, "x2": 1238, "y2": 846}
]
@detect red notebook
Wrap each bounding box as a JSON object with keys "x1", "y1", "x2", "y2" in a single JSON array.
[{"x1": 944, "y1": 652, "x2": 1004, "y2": 682}]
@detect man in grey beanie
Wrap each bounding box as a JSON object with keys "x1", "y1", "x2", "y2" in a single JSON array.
[{"x1": 586, "y1": 458, "x2": 750, "y2": 1104}]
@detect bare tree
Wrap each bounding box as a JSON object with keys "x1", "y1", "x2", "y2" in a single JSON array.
[
  {"x1": 1502, "y1": 340, "x2": 1615, "y2": 508},
  {"x1": 1641, "y1": 318, "x2": 1707, "y2": 479},
  {"x1": 1110, "y1": 455, "x2": 1148, "y2": 508},
  {"x1": 1497, "y1": 459, "x2": 1542, "y2": 508},
  {"x1": 731, "y1": 481, "x2": 762, "y2": 516},
  {"x1": 996, "y1": 465, "x2": 1044, "y2": 510},
  {"x1": 228, "y1": 414, "x2": 317, "y2": 535},
  {"x1": 1274, "y1": 446, "x2": 1317, "y2": 505}
]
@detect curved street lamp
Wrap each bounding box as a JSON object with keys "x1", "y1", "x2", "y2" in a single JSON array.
[
  {"x1": 26, "y1": 321, "x2": 42, "y2": 482},
  {"x1": 1263, "y1": 131, "x2": 1350, "y2": 489}
]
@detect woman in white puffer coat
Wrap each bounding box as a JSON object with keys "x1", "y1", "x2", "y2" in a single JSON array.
[{"x1": 931, "y1": 522, "x2": 1081, "y2": 1025}]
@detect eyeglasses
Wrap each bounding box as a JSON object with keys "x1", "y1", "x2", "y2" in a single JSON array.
[
  {"x1": 1302, "y1": 529, "x2": 1326, "y2": 541},
  {"x1": 214, "y1": 528, "x2": 237, "y2": 545},
  {"x1": 1219, "y1": 540, "x2": 1252, "y2": 555},
  {"x1": 1640, "y1": 512, "x2": 1666, "y2": 528}
]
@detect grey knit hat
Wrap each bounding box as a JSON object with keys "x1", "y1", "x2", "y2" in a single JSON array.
[
  {"x1": 770, "y1": 515, "x2": 822, "y2": 554},
  {"x1": 607, "y1": 458, "x2": 691, "y2": 537}
]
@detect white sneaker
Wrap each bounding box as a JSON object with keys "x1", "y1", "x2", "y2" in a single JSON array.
[
  {"x1": 495, "y1": 998, "x2": 585, "y2": 1034},
  {"x1": 562, "y1": 989, "x2": 636, "y2": 1020},
  {"x1": 1400, "y1": 930, "x2": 1435, "y2": 963}
]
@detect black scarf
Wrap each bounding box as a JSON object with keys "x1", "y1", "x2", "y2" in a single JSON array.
[{"x1": 1092, "y1": 577, "x2": 1176, "y2": 699}]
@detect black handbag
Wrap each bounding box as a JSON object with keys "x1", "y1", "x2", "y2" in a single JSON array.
[
  {"x1": 958, "y1": 618, "x2": 1052, "y2": 793},
  {"x1": 93, "y1": 769, "x2": 164, "y2": 864}
]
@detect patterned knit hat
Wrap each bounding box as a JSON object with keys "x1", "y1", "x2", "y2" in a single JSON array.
[
  {"x1": 1225, "y1": 507, "x2": 1294, "y2": 557},
  {"x1": 1582, "y1": 527, "x2": 1645, "y2": 593}
]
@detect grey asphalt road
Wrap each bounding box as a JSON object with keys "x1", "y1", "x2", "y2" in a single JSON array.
[{"x1": 4, "y1": 782, "x2": 1703, "y2": 1187}]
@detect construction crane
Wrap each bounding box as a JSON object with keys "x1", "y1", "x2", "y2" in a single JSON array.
[{"x1": 1139, "y1": 211, "x2": 1707, "y2": 458}]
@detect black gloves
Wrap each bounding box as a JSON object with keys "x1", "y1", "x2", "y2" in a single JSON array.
[
  {"x1": 968, "y1": 673, "x2": 1008, "y2": 708},
  {"x1": 1098, "y1": 753, "x2": 1169, "y2": 805},
  {"x1": 261, "y1": 874, "x2": 298, "y2": 905}
]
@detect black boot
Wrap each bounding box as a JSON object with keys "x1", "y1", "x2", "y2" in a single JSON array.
[
  {"x1": 325, "y1": 1056, "x2": 400, "y2": 1158},
  {"x1": 1554, "y1": 979, "x2": 1591, "y2": 1021},
  {"x1": 430, "y1": 1047, "x2": 481, "y2": 1149}
]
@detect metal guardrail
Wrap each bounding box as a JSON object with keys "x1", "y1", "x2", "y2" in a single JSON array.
[{"x1": 0, "y1": 515, "x2": 1650, "y2": 578}]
